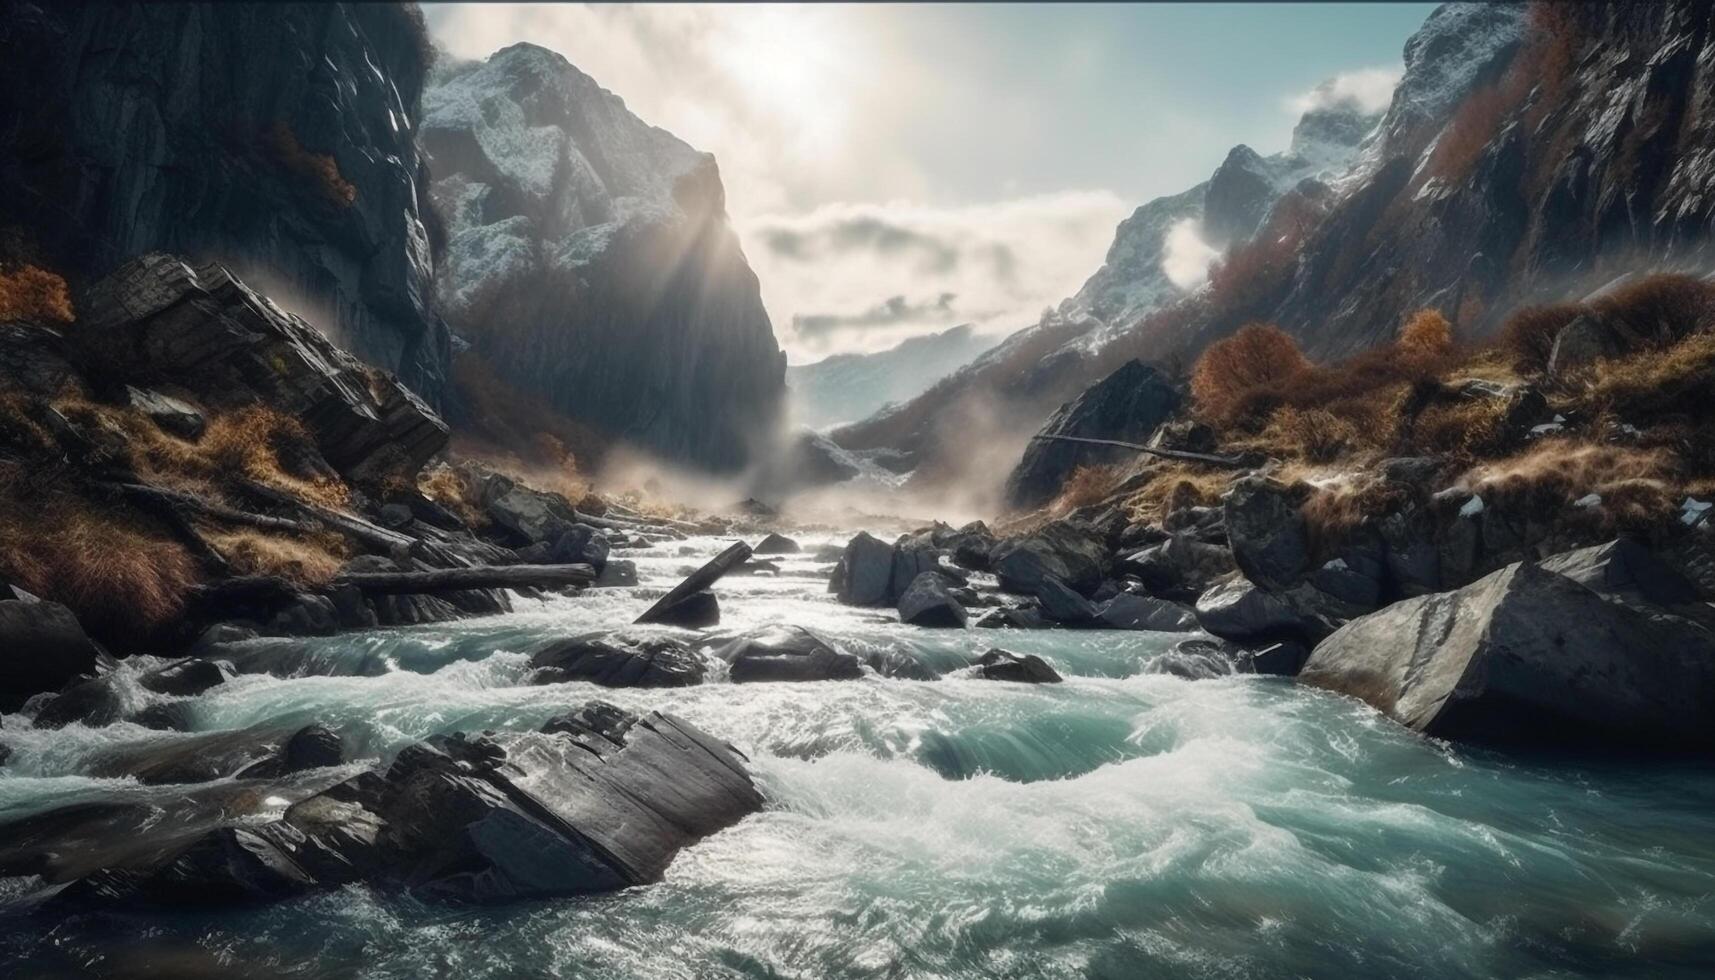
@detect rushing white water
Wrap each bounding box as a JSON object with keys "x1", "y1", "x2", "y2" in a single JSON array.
[{"x1": 3, "y1": 533, "x2": 1715, "y2": 978}]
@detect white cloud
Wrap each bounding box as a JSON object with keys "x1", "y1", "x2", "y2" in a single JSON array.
[
  {"x1": 743, "y1": 192, "x2": 1129, "y2": 362},
  {"x1": 1286, "y1": 66, "x2": 1403, "y2": 116},
  {"x1": 1160, "y1": 218, "x2": 1220, "y2": 291}
]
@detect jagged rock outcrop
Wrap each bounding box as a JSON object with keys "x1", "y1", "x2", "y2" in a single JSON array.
[
  {"x1": 1005, "y1": 359, "x2": 1182, "y2": 509},
  {"x1": 0, "y1": 2, "x2": 452, "y2": 399},
  {"x1": 83, "y1": 255, "x2": 448, "y2": 479},
  {"x1": 1300, "y1": 556, "x2": 1715, "y2": 748},
  {"x1": 423, "y1": 43, "x2": 786, "y2": 471}
]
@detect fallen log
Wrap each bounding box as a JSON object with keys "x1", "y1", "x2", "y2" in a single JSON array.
[
  {"x1": 1027, "y1": 434, "x2": 1256, "y2": 469},
  {"x1": 635, "y1": 541, "x2": 752, "y2": 625},
  {"x1": 332, "y1": 564, "x2": 595, "y2": 595},
  {"x1": 108, "y1": 483, "x2": 320, "y2": 535}
]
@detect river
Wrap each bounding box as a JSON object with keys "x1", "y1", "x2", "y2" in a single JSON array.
[{"x1": 3, "y1": 532, "x2": 1714, "y2": 978}]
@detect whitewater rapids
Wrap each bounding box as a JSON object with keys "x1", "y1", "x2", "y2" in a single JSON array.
[{"x1": 2, "y1": 533, "x2": 1713, "y2": 978}]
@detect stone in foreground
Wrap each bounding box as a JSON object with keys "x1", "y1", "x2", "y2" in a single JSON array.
[
  {"x1": 0, "y1": 704, "x2": 762, "y2": 907},
  {"x1": 1299, "y1": 560, "x2": 1715, "y2": 747}
]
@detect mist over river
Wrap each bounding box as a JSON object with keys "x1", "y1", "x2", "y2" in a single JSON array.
[{"x1": 3, "y1": 533, "x2": 1714, "y2": 979}]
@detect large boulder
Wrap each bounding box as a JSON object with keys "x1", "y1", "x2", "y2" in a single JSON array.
[
  {"x1": 1299, "y1": 560, "x2": 1715, "y2": 747},
  {"x1": 82, "y1": 255, "x2": 448, "y2": 480},
  {"x1": 530, "y1": 632, "x2": 705, "y2": 688},
  {"x1": 718, "y1": 625, "x2": 864, "y2": 682},
  {"x1": 1536, "y1": 538, "x2": 1699, "y2": 607},
  {"x1": 645, "y1": 590, "x2": 721, "y2": 629},
  {"x1": 753, "y1": 533, "x2": 801, "y2": 555},
  {"x1": 0, "y1": 704, "x2": 763, "y2": 907},
  {"x1": 897, "y1": 572, "x2": 967, "y2": 628},
  {"x1": 834, "y1": 531, "x2": 895, "y2": 606},
  {"x1": 549, "y1": 524, "x2": 610, "y2": 571},
  {"x1": 992, "y1": 522, "x2": 1107, "y2": 597},
  {"x1": 1194, "y1": 578, "x2": 1308, "y2": 643},
  {"x1": 1004, "y1": 359, "x2": 1182, "y2": 509},
  {"x1": 125, "y1": 386, "x2": 205, "y2": 440},
  {"x1": 1223, "y1": 478, "x2": 1310, "y2": 592},
  {"x1": 0, "y1": 595, "x2": 105, "y2": 710}
]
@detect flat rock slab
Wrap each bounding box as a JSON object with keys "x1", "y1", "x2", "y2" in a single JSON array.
[{"x1": 717, "y1": 625, "x2": 865, "y2": 682}]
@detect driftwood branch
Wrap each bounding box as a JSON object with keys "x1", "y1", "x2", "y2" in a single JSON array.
[
  {"x1": 1028, "y1": 434, "x2": 1254, "y2": 469},
  {"x1": 332, "y1": 563, "x2": 595, "y2": 594},
  {"x1": 635, "y1": 541, "x2": 751, "y2": 625},
  {"x1": 109, "y1": 483, "x2": 320, "y2": 534}
]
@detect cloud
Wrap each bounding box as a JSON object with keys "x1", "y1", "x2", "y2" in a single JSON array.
[
  {"x1": 742, "y1": 191, "x2": 1129, "y2": 361},
  {"x1": 1286, "y1": 66, "x2": 1403, "y2": 116},
  {"x1": 793, "y1": 293, "x2": 958, "y2": 339},
  {"x1": 1160, "y1": 218, "x2": 1220, "y2": 291}
]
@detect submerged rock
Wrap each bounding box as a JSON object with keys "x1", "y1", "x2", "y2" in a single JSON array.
[
  {"x1": 85, "y1": 723, "x2": 345, "y2": 785},
  {"x1": 139, "y1": 659, "x2": 237, "y2": 697},
  {"x1": 1300, "y1": 559, "x2": 1715, "y2": 748},
  {"x1": 530, "y1": 632, "x2": 705, "y2": 688},
  {"x1": 718, "y1": 625, "x2": 864, "y2": 682},
  {"x1": 973, "y1": 649, "x2": 1062, "y2": 684},
  {"x1": 644, "y1": 590, "x2": 721, "y2": 630},
  {"x1": 594, "y1": 559, "x2": 640, "y2": 588},
  {"x1": 897, "y1": 572, "x2": 968, "y2": 628}
]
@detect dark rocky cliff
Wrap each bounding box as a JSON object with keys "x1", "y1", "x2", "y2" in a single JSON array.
[
  {"x1": 423, "y1": 44, "x2": 786, "y2": 473},
  {"x1": 0, "y1": 2, "x2": 452, "y2": 402}
]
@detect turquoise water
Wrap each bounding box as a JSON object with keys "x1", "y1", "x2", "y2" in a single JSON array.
[{"x1": 3, "y1": 535, "x2": 1714, "y2": 978}]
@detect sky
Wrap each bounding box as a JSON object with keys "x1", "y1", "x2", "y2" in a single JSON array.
[{"x1": 425, "y1": 2, "x2": 1435, "y2": 363}]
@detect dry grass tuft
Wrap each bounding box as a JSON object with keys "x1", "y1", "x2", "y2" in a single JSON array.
[
  {"x1": 202, "y1": 527, "x2": 346, "y2": 587},
  {"x1": 0, "y1": 264, "x2": 74, "y2": 324},
  {"x1": 1261, "y1": 406, "x2": 1360, "y2": 464},
  {"x1": 419, "y1": 460, "x2": 489, "y2": 529},
  {"x1": 1121, "y1": 464, "x2": 1234, "y2": 524},
  {"x1": 1462, "y1": 439, "x2": 1680, "y2": 532},
  {"x1": 0, "y1": 465, "x2": 201, "y2": 639}
]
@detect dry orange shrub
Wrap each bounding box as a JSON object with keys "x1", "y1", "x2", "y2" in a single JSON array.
[{"x1": 0, "y1": 264, "x2": 74, "y2": 324}]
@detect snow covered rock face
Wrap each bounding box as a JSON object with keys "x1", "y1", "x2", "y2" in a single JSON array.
[
  {"x1": 0, "y1": 3, "x2": 452, "y2": 404},
  {"x1": 424, "y1": 44, "x2": 786, "y2": 472}
]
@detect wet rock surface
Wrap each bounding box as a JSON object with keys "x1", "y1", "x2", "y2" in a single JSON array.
[{"x1": 530, "y1": 632, "x2": 706, "y2": 688}]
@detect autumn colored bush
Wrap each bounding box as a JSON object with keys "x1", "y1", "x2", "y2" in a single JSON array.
[
  {"x1": 1396, "y1": 309, "x2": 1455, "y2": 360},
  {"x1": 1498, "y1": 302, "x2": 1582, "y2": 374},
  {"x1": 1588, "y1": 274, "x2": 1715, "y2": 348},
  {"x1": 270, "y1": 122, "x2": 357, "y2": 208},
  {"x1": 1262, "y1": 406, "x2": 1359, "y2": 464},
  {"x1": 0, "y1": 464, "x2": 201, "y2": 640},
  {"x1": 419, "y1": 460, "x2": 489, "y2": 529},
  {"x1": 0, "y1": 264, "x2": 74, "y2": 324},
  {"x1": 1462, "y1": 439, "x2": 1681, "y2": 534},
  {"x1": 1190, "y1": 323, "x2": 1310, "y2": 423}
]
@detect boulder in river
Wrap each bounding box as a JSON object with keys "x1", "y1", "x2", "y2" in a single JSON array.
[
  {"x1": 549, "y1": 524, "x2": 610, "y2": 571},
  {"x1": 1194, "y1": 578, "x2": 1311, "y2": 643},
  {"x1": 992, "y1": 521, "x2": 1107, "y2": 597},
  {"x1": 480, "y1": 473, "x2": 580, "y2": 546},
  {"x1": 531, "y1": 631, "x2": 705, "y2": 687},
  {"x1": 86, "y1": 723, "x2": 345, "y2": 785},
  {"x1": 897, "y1": 572, "x2": 968, "y2": 628},
  {"x1": 973, "y1": 649, "x2": 1062, "y2": 684},
  {"x1": 1118, "y1": 533, "x2": 1237, "y2": 601},
  {"x1": 718, "y1": 625, "x2": 865, "y2": 682},
  {"x1": 0, "y1": 594, "x2": 105, "y2": 710},
  {"x1": 594, "y1": 559, "x2": 639, "y2": 588},
  {"x1": 1299, "y1": 559, "x2": 1715, "y2": 748},
  {"x1": 753, "y1": 533, "x2": 801, "y2": 555},
  {"x1": 646, "y1": 590, "x2": 721, "y2": 629},
  {"x1": 139, "y1": 659, "x2": 237, "y2": 697}
]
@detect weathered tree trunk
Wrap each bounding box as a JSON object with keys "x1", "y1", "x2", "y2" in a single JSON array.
[{"x1": 635, "y1": 541, "x2": 752, "y2": 625}]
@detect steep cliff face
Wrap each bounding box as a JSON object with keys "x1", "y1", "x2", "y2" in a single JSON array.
[
  {"x1": 0, "y1": 2, "x2": 451, "y2": 402},
  {"x1": 1268, "y1": 0, "x2": 1715, "y2": 357},
  {"x1": 423, "y1": 44, "x2": 786, "y2": 472}
]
